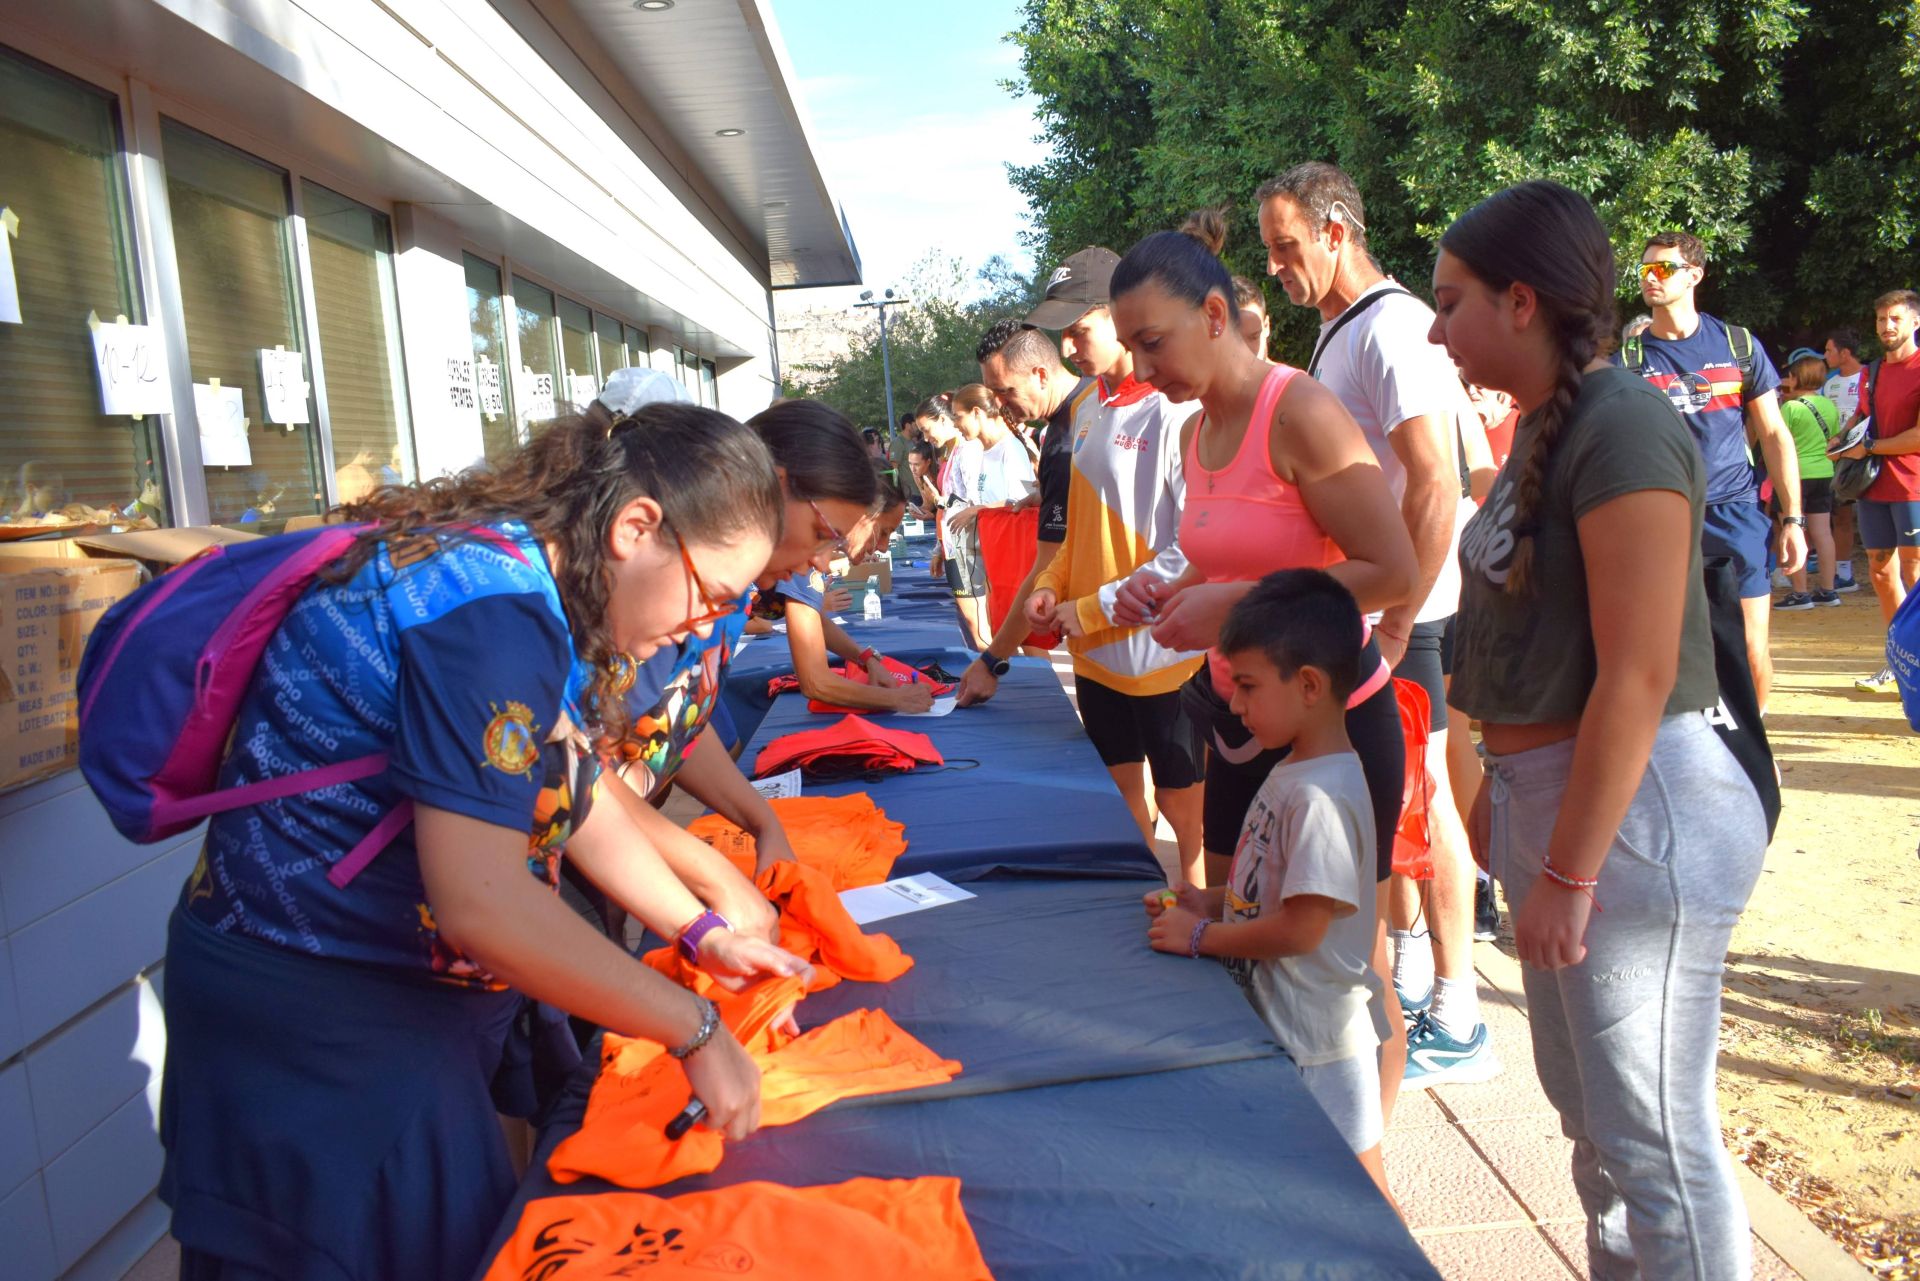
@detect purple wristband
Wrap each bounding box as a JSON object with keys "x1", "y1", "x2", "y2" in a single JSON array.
[
  {"x1": 676, "y1": 909, "x2": 731, "y2": 965},
  {"x1": 1188, "y1": 919, "x2": 1209, "y2": 959}
]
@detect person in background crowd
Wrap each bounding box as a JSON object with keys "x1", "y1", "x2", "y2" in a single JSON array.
[
  {"x1": 748, "y1": 400, "x2": 934, "y2": 711},
  {"x1": 1105, "y1": 206, "x2": 1418, "y2": 1128},
  {"x1": 1772, "y1": 349, "x2": 1842, "y2": 611},
  {"x1": 1622, "y1": 229, "x2": 1804, "y2": 711},
  {"x1": 956, "y1": 321, "x2": 1096, "y2": 701},
  {"x1": 1825, "y1": 328, "x2": 1867, "y2": 592},
  {"x1": 944, "y1": 384, "x2": 1041, "y2": 630},
  {"x1": 1234, "y1": 274, "x2": 1272, "y2": 359},
  {"x1": 935, "y1": 389, "x2": 992, "y2": 649},
  {"x1": 904, "y1": 440, "x2": 937, "y2": 518},
  {"x1": 1436, "y1": 179, "x2": 1767, "y2": 1281},
  {"x1": 160, "y1": 405, "x2": 813, "y2": 1281},
  {"x1": 1257, "y1": 160, "x2": 1496, "y2": 1088},
  {"x1": 1018, "y1": 245, "x2": 1209, "y2": 883},
  {"x1": 1833, "y1": 290, "x2": 1920, "y2": 692}
]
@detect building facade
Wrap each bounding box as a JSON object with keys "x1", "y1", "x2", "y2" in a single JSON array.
[{"x1": 0, "y1": 2, "x2": 857, "y2": 1276}]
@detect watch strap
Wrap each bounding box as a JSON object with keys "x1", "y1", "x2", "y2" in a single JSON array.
[
  {"x1": 675, "y1": 909, "x2": 730, "y2": 965},
  {"x1": 985, "y1": 655, "x2": 1011, "y2": 677}
]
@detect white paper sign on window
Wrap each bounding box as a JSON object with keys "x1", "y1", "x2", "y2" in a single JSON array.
[
  {"x1": 447, "y1": 356, "x2": 476, "y2": 413},
  {"x1": 566, "y1": 373, "x2": 600, "y2": 412},
  {"x1": 258, "y1": 347, "x2": 310, "y2": 425},
  {"x1": 518, "y1": 368, "x2": 556, "y2": 424},
  {"x1": 193, "y1": 379, "x2": 251, "y2": 467},
  {"x1": 0, "y1": 206, "x2": 21, "y2": 326},
  {"x1": 89, "y1": 311, "x2": 174, "y2": 416},
  {"x1": 475, "y1": 358, "x2": 504, "y2": 420}
]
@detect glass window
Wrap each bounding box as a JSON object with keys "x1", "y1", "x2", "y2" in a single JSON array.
[
  {"x1": 511, "y1": 274, "x2": 557, "y2": 435},
  {"x1": 701, "y1": 358, "x2": 717, "y2": 409},
  {"x1": 679, "y1": 347, "x2": 701, "y2": 402},
  {"x1": 464, "y1": 253, "x2": 517, "y2": 464},
  {"x1": 594, "y1": 312, "x2": 625, "y2": 385},
  {"x1": 0, "y1": 50, "x2": 168, "y2": 527},
  {"x1": 301, "y1": 181, "x2": 413, "y2": 503},
  {"x1": 164, "y1": 120, "x2": 321, "y2": 528},
  {"x1": 623, "y1": 324, "x2": 647, "y2": 370},
  {"x1": 557, "y1": 295, "x2": 595, "y2": 411}
]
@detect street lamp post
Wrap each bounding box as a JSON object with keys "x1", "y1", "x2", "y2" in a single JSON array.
[{"x1": 854, "y1": 288, "x2": 912, "y2": 434}]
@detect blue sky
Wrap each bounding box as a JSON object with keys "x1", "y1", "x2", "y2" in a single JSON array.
[{"x1": 769, "y1": 0, "x2": 1045, "y2": 306}]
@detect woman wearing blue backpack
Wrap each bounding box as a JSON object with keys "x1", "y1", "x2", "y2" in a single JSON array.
[{"x1": 157, "y1": 402, "x2": 813, "y2": 1281}]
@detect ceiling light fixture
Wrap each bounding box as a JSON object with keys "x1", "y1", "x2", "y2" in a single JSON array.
[
  {"x1": 715, "y1": 128, "x2": 746, "y2": 137},
  {"x1": 633, "y1": 1, "x2": 674, "y2": 11}
]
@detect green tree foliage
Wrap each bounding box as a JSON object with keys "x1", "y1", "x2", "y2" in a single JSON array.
[
  {"x1": 1009, "y1": 0, "x2": 1920, "y2": 363},
  {"x1": 788, "y1": 255, "x2": 1038, "y2": 429}
]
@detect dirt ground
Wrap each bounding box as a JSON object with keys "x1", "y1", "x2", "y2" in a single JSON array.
[{"x1": 1713, "y1": 571, "x2": 1920, "y2": 1275}]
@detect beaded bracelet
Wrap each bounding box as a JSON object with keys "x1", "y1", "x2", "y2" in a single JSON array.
[
  {"x1": 1188, "y1": 919, "x2": 1210, "y2": 959},
  {"x1": 1541, "y1": 858, "x2": 1602, "y2": 913}
]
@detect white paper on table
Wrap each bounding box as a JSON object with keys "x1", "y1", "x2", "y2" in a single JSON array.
[
  {"x1": 897, "y1": 694, "x2": 957, "y2": 718},
  {"x1": 89, "y1": 314, "x2": 174, "y2": 415},
  {"x1": 0, "y1": 211, "x2": 19, "y2": 325},
  {"x1": 750, "y1": 768, "x2": 802, "y2": 800},
  {"x1": 840, "y1": 874, "x2": 977, "y2": 926},
  {"x1": 258, "y1": 348, "x2": 310, "y2": 424},
  {"x1": 193, "y1": 382, "x2": 251, "y2": 467}
]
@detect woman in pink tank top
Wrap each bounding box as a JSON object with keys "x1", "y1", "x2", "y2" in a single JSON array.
[{"x1": 1105, "y1": 210, "x2": 1419, "y2": 1141}]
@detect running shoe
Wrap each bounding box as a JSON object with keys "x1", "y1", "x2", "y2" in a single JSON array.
[
  {"x1": 1834, "y1": 575, "x2": 1861, "y2": 594},
  {"x1": 1812, "y1": 589, "x2": 1841, "y2": 608},
  {"x1": 1773, "y1": 592, "x2": 1814, "y2": 611},
  {"x1": 1770, "y1": 569, "x2": 1792, "y2": 590},
  {"x1": 1396, "y1": 984, "x2": 1432, "y2": 1030},
  {"x1": 1473, "y1": 879, "x2": 1499, "y2": 942},
  {"x1": 1856, "y1": 667, "x2": 1897, "y2": 693},
  {"x1": 1404, "y1": 1015, "x2": 1503, "y2": 1088}
]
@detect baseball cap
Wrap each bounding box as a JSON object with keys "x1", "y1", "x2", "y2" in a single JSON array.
[{"x1": 1025, "y1": 246, "x2": 1121, "y2": 330}]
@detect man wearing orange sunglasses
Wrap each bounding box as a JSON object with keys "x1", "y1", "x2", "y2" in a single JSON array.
[{"x1": 1618, "y1": 230, "x2": 1805, "y2": 711}]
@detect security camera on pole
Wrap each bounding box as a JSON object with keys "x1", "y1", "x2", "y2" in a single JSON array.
[{"x1": 854, "y1": 288, "x2": 913, "y2": 435}]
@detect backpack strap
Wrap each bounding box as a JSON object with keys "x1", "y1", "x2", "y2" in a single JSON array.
[
  {"x1": 326, "y1": 799, "x2": 416, "y2": 889},
  {"x1": 1725, "y1": 323, "x2": 1757, "y2": 391},
  {"x1": 149, "y1": 752, "x2": 391, "y2": 827},
  {"x1": 1308, "y1": 286, "x2": 1416, "y2": 378},
  {"x1": 1620, "y1": 334, "x2": 1647, "y2": 375}
]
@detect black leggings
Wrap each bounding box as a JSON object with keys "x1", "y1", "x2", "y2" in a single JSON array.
[{"x1": 1194, "y1": 653, "x2": 1404, "y2": 883}]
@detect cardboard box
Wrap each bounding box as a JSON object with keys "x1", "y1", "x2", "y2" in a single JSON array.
[
  {"x1": 839, "y1": 558, "x2": 893, "y2": 595},
  {"x1": 0, "y1": 557, "x2": 145, "y2": 793},
  {"x1": 0, "y1": 525, "x2": 259, "y2": 572}
]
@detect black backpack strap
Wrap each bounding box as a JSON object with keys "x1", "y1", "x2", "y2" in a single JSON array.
[
  {"x1": 1620, "y1": 333, "x2": 1647, "y2": 376},
  {"x1": 1308, "y1": 286, "x2": 1416, "y2": 379}
]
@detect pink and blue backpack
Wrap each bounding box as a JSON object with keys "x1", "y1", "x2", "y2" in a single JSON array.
[{"x1": 77, "y1": 524, "x2": 410, "y2": 888}]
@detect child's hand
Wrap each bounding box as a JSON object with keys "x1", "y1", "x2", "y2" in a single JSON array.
[
  {"x1": 1147, "y1": 904, "x2": 1203, "y2": 955},
  {"x1": 1142, "y1": 887, "x2": 1176, "y2": 917}
]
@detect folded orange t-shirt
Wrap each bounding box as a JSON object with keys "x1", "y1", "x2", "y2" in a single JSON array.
[
  {"x1": 547, "y1": 981, "x2": 959, "y2": 1188},
  {"x1": 644, "y1": 859, "x2": 913, "y2": 996},
  {"x1": 486, "y1": 1176, "x2": 995, "y2": 1280},
  {"x1": 688, "y1": 793, "x2": 906, "y2": 890}
]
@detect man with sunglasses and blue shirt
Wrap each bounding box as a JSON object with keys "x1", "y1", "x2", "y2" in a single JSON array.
[{"x1": 1620, "y1": 230, "x2": 1805, "y2": 712}]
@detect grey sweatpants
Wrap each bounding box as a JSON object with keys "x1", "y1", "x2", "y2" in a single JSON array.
[{"x1": 1487, "y1": 712, "x2": 1766, "y2": 1281}]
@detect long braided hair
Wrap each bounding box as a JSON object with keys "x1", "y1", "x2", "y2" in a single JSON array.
[
  {"x1": 332, "y1": 402, "x2": 782, "y2": 742},
  {"x1": 1439, "y1": 181, "x2": 1617, "y2": 597}
]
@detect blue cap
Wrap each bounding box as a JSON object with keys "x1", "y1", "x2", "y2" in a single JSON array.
[{"x1": 1786, "y1": 347, "x2": 1824, "y2": 366}]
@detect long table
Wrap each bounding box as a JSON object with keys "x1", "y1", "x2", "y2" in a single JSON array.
[
  {"x1": 741, "y1": 654, "x2": 1155, "y2": 881},
  {"x1": 480, "y1": 878, "x2": 1441, "y2": 1280}
]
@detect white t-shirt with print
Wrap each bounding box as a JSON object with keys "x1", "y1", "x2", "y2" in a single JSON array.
[
  {"x1": 1823, "y1": 370, "x2": 1862, "y2": 422},
  {"x1": 1314, "y1": 281, "x2": 1471, "y2": 622},
  {"x1": 1223, "y1": 751, "x2": 1379, "y2": 1067},
  {"x1": 970, "y1": 433, "x2": 1039, "y2": 507},
  {"x1": 938, "y1": 438, "x2": 983, "y2": 557}
]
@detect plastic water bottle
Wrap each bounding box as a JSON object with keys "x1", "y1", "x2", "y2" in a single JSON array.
[{"x1": 863, "y1": 585, "x2": 883, "y2": 622}]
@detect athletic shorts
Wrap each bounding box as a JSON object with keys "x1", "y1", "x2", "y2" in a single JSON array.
[
  {"x1": 1394, "y1": 618, "x2": 1450, "y2": 733},
  {"x1": 1701, "y1": 498, "x2": 1772, "y2": 598},
  {"x1": 1075, "y1": 674, "x2": 1205, "y2": 789},
  {"x1": 942, "y1": 542, "x2": 986, "y2": 599},
  {"x1": 1298, "y1": 1051, "x2": 1384, "y2": 1156},
  {"x1": 1799, "y1": 476, "x2": 1834, "y2": 517},
  {"x1": 1857, "y1": 498, "x2": 1920, "y2": 550},
  {"x1": 1196, "y1": 654, "x2": 1403, "y2": 881}
]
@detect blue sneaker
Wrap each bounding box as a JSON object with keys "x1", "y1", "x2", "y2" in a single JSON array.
[
  {"x1": 1395, "y1": 984, "x2": 1431, "y2": 1030},
  {"x1": 1404, "y1": 1015, "x2": 1503, "y2": 1087}
]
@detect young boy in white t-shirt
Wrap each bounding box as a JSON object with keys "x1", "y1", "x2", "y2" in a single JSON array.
[{"x1": 1145, "y1": 569, "x2": 1390, "y2": 1206}]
